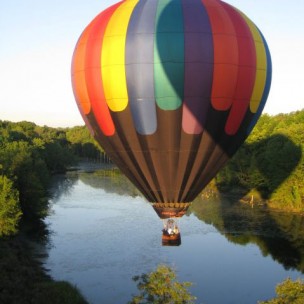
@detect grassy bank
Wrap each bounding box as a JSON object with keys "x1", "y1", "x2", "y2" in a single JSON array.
[{"x1": 0, "y1": 236, "x2": 88, "y2": 304}]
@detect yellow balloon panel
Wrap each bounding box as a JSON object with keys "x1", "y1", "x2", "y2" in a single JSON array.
[
  {"x1": 101, "y1": 0, "x2": 139, "y2": 112},
  {"x1": 240, "y1": 11, "x2": 268, "y2": 113}
]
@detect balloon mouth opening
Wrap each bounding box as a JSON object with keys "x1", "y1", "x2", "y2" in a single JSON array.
[
  {"x1": 152, "y1": 202, "x2": 191, "y2": 219},
  {"x1": 152, "y1": 203, "x2": 190, "y2": 246}
]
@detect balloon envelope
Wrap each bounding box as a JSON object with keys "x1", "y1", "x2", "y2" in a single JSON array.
[{"x1": 71, "y1": 0, "x2": 271, "y2": 217}]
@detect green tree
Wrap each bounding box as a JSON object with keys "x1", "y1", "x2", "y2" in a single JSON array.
[
  {"x1": 216, "y1": 110, "x2": 304, "y2": 211},
  {"x1": 44, "y1": 142, "x2": 72, "y2": 173},
  {"x1": 129, "y1": 265, "x2": 196, "y2": 304},
  {"x1": 0, "y1": 175, "x2": 22, "y2": 236},
  {"x1": 259, "y1": 278, "x2": 304, "y2": 304}
]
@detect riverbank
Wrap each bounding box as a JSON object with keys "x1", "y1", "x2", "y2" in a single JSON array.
[
  {"x1": 239, "y1": 191, "x2": 304, "y2": 215},
  {"x1": 201, "y1": 181, "x2": 304, "y2": 215},
  {"x1": 72, "y1": 162, "x2": 304, "y2": 215},
  {"x1": 0, "y1": 235, "x2": 88, "y2": 304},
  {"x1": 67, "y1": 160, "x2": 115, "y2": 172}
]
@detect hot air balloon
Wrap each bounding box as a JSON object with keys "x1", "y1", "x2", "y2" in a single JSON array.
[{"x1": 71, "y1": 0, "x2": 272, "y2": 241}]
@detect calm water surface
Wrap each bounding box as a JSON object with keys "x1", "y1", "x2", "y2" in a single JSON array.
[{"x1": 41, "y1": 167, "x2": 304, "y2": 304}]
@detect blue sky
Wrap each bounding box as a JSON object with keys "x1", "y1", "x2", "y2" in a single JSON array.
[{"x1": 1, "y1": 0, "x2": 303, "y2": 127}]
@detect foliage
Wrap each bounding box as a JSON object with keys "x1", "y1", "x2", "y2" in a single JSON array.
[
  {"x1": 0, "y1": 238, "x2": 88, "y2": 304},
  {"x1": 0, "y1": 175, "x2": 22, "y2": 236},
  {"x1": 0, "y1": 121, "x2": 76, "y2": 233},
  {"x1": 259, "y1": 278, "x2": 304, "y2": 304},
  {"x1": 31, "y1": 281, "x2": 88, "y2": 304},
  {"x1": 217, "y1": 110, "x2": 304, "y2": 212},
  {"x1": 129, "y1": 265, "x2": 196, "y2": 304},
  {"x1": 0, "y1": 120, "x2": 113, "y2": 236},
  {"x1": 65, "y1": 126, "x2": 107, "y2": 161}
]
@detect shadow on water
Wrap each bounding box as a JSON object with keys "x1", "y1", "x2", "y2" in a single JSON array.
[{"x1": 190, "y1": 195, "x2": 304, "y2": 273}]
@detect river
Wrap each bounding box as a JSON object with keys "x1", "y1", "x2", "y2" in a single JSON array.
[{"x1": 37, "y1": 165, "x2": 304, "y2": 304}]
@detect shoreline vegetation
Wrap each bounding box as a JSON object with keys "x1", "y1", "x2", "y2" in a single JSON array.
[
  {"x1": 0, "y1": 236, "x2": 88, "y2": 304},
  {"x1": 202, "y1": 110, "x2": 304, "y2": 214},
  {"x1": 0, "y1": 110, "x2": 303, "y2": 303},
  {"x1": 201, "y1": 181, "x2": 304, "y2": 216}
]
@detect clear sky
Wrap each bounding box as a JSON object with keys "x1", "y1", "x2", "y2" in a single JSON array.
[{"x1": 1, "y1": 0, "x2": 303, "y2": 127}]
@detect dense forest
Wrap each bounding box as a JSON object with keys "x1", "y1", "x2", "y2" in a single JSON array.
[
  {"x1": 0, "y1": 110, "x2": 303, "y2": 236},
  {"x1": 216, "y1": 110, "x2": 304, "y2": 212},
  {"x1": 0, "y1": 120, "x2": 104, "y2": 237}
]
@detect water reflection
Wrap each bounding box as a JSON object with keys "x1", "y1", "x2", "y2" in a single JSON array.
[
  {"x1": 42, "y1": 168, "x2": 304, "y2": 304},
  {"x1": 79, "y1": 167, "x2": 141, "y2": 197},
  {"x1": 49, "y1": 173, "x2": 78, "y2": 204},
  {"x1": 50, "y1": 168, "x2": 304, "y2": 273},
  {"x1": 190, "y1": 195, "x2": 304, "y2": 272}
]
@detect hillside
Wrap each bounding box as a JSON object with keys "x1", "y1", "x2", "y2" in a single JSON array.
[{"x1": 216, "y1": 110, "x2": 304, "y2": 212}]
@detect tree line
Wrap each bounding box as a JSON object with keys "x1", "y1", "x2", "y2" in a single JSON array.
[
  {"x1": 216, "y1": 110, "x2": 304, "y2": 212},
  {"x1": 0, "y1": 120, "x2": 106, "y2": 237}
]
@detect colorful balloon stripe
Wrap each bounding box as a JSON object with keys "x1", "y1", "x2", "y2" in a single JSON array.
[
  {"x1": 247, "y1": 31, "x2": 272, "y2": 134},
  {"x1": 154, "y1": 0, "x2": 184, "y2": 111},
  {"x1": 71, "y1": 21, "x2": 93, "y2": 116},
  {"x1": 239, "y1": 11, "x2": 268, "y2": 114},
  {"x1": 182, "y1": 0, "x2": 213, "y2": 134},
  {"x1": 101, "y1": 0, "x2": 139, "y2": 112},
  {"x1": 125, "y1": 0, "x2": 158, "y2": 135},
  {"x1": 85, "y1": 4, "x2": 120, "y2": 136},
  {"x1": 201, "y1": 0, "x2": 239, "y2": 112},
  {"x1": 222, "y1": 2, "x2": 256, "y2": 135}
]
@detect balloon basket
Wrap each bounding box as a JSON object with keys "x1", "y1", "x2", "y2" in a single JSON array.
[
  {"x1": 161, "y1": 218, "x2": 181, "y2": 246},
  {"x1": 162, "y1": 232, "x2": 181, "y2": 246}
]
